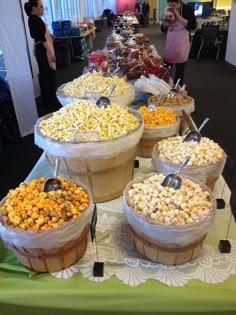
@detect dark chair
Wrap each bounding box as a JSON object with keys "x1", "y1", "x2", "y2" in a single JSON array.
[{"x1": 196, "y1": 24, "x2": 223, "y2": 62}]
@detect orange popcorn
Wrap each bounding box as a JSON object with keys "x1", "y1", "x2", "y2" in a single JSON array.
[
  {"x1": 0, "y1": 177, "x2": 89, "y2": 230},
  {"x1": 138, "y1": 106, "x2": 177, "y2": 128}
]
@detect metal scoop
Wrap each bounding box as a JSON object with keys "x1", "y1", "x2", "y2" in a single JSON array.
[
  {"x1": 96, "y1": 83, "x2": 116, "y2": 108},
  {"x1": 148, "y1": 92, "x2": 164, "y2": 111},
  {"x1": 43, "y1": 158, "x2": 62, "y2": 192},
  {"x1": 184, "y1": 117, "x2": 210, "y2": 143},
  {"x1": 168, "y1": 78, "x2": 181, "y2": 98},
  {"x1": 161, "y1": 66, "x2": 171, "y2": 80},
  {"x1": 161, "y1": 156, "x2": 190, "y2": 190}
]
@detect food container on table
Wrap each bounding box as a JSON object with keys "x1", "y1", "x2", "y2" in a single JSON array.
[
  {"x1": 152, "y1": 136, "x2": 226, "y2": 190},
  {"x1": 0, "y1": 177, "x2": 93, "y2": 272},
  {"x1": 34, "y1": 101, "x2": 144, "y2": 203},
  {"x1": 56, "y1": 72, "x2": 135, "y2": 107},
  {"x1": 148, "y1": 93, "x2": 195, "y2": 132},
  {"x1": 123, "y1": 173, "x2": 216, "y2": 265},
  {"x1": 136, "y1": 106, "x2": 180, "y2": 158}
]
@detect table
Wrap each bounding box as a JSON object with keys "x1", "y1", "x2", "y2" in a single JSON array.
[
  {"x1": 196, "y1": 16, "x2": 224, "y2": 29},
  {"x1": 122, "y1": 13, "x2": 139, "y2": 25},
  {"x1": 0, "y1": 152, "x2": 236, "y2": 314}
]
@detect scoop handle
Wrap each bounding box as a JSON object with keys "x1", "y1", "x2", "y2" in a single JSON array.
[
  {"x1": 174, "y1": 78, "x2": 181, "y2": 89},
  {"x1": 108, "y1": 83, "x2": 116, "y2": 97},
  {"x1": 198, "y1": 118, "x2": 210, "y2": 132},
  {"x1": 157, "y1": 92, "x2": 164, "y2": 105},
  {"x1": 175, "y1": 156, "x2": 190, "y2": 176},
  {"x1": 54, "y1": 158, "x2": 60, "y2": 177},
  {"x1": 161, "y1": 65, "x2": 171, "y2": 80}
]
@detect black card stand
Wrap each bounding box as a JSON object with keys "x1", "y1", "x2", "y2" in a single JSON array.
[
  {"x1": 218, "y1": 214, "x2": 232, "y2": 253},
  {"x1": 218, "y1": 165, "x2": 236, "y2": 254},
  {"x1": 134, "y1": 159, "x2": 139, "y2": 168},
  {"x1": 90, "y1": 204, "x2": 104, "y2": 277}
]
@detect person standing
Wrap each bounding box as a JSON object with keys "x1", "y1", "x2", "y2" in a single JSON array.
[
  {"x1": 161, "y1": 0, "x2": 196, "y2": 86},
  {"x1": 24, "y1": 0, "x2": 59, "y2": 111},
  {"x1": 143, "y1": 1, "x2": 150, "y2": 27},
  {"x1": 135, "y1": 0, "x2": 141, "y2": 23}
]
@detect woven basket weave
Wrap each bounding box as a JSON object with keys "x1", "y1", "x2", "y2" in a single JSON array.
[
  {"x1": 129, "y1": 224, "x2": 206, "y2": 265},
  {"x1": 8, "y1": 224, "x2": 90, "y2": 272}
]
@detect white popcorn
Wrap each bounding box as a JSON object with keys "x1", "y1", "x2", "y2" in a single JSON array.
[
  {"x1": 127, "y1": 174, "x2": 213, "y2": 226},
  {"x1": 153, "y1": 136, "x2": 224, "y2": 166},
  {"x1": 61, "y1": 72, "x2": 132, "y2": 97}
]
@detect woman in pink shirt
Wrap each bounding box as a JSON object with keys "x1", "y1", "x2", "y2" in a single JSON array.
[{"x1": 161, "y1": 0, "x2": 196, "y2": 86}]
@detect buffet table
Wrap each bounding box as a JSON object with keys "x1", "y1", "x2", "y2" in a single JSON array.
[{"x1": 0, "y1": 152, "x2": 236, "y2": 315}]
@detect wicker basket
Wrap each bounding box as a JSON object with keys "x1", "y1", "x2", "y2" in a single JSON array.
[
  {"x1": 129, "y1": 224, "x2": 206, "y2": 265},
  {"x1": 45, "y1": 145, "x2": 137, "y2": 203},
  {"x1": 123, "y1": 173, "x2": 216, "y2": 265},
  {"x1": 7, "y1": 224, "x2": 90, "y2": 272},
  {"x1": 35, "y1": 108, "x2": 144, "y2": 203},
  {"x1": 148, "y1": 95, "x2": 195, "y2": 134},
  {"x1": 136, "y1": 119, "x2": 180, "y2": 158},
  {"x1": 56, "y1": 83, "x2": 135, "y2": 107},
  {"x1": 0, "y1": 180, "x2": 93, "y2": 272},
  {"x1": 152, "y1": 143, "x2": 227, "y2": 190}
]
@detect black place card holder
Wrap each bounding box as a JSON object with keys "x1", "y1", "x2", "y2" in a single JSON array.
[
  {"x1": 216, "y1": 198, "x2": 225, "y2": 209},
  {"x1": 229, "y1": 188, "x2": 236, "y2": 222},
  {"x1": 90, "y1": 204, "x2": 97, "y2": 243},
  {"x1": 134, "y1": 160, "x2": 139, "y2": 168},
  {"x1": 90, "y1": 204, "x2": 104, "y2": 277}
]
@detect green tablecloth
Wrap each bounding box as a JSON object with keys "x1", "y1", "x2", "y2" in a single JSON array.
[{"x1": 0, "y1": 154, "x2": 236, "y2": 315}]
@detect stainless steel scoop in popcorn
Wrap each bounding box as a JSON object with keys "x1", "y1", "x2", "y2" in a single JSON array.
[
  {"x1": 168, "y1": 78, "x2": 181, "y2": 98},
  {"x1": 96, "y1": 83, "x2": 116, "y2": 108},
  {"x1": 184, "y1": 118, "x2": 210, "y2": 143},
  {"x1": 43, "y1": 158, "x2": 62, "y2": 192},
  {"x1": 161, "y1": 156, "x2": 190, "y2": 190},
  {"x1": 148, "y1": 92, "x2": 164, "y2": 112}
]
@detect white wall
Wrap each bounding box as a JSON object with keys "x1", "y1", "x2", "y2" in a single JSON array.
[
  {"x1": 103, "y1": 0, "x2": 116, "y2": 13},
  {"x1": 225, "y1": 0, "x2": 236, "y2": 66},
  {"x1": 0, "y1": 0, "x2": 38, "y2": 137}
]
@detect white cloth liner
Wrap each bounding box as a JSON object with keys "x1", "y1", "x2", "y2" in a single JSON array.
[
  {"x1": 152, "y1": 153, "x2": 227, "y2": 184},
  {"x1": 56, "y1": 83, "x2": 136, "y2": 107},
  {"x1": 123, "y1": 174, "x2": 216, "y2": 246},
  {"x1": 134, "y1": 75, "x2": 172, "y2": 95},
  {"x1": 34, "y1": 108, "x2": 144, "y2": 159},
  {"x1": 160, "y1": 101, "x2": 195, "y2": 117},
  {"x1": 0, "y1": 182, "x2": 93, "y2": 249},
  {"x1": 141, "y1": 118, "x2": 180, "y2": 139}
]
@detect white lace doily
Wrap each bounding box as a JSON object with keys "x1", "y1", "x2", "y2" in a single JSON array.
[{"x1": 51, "y1": 212, "x2": 236, "y2": 287}]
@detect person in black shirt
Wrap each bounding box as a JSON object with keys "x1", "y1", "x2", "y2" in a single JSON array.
[
  {"x1": 135, "y1": 0, "x2": 141, "y2": 23},
  {"x1": 24, "y1": 0, "x2": 59, "y2": 111},
  {"x1": 142, "y1": 1, "x2": 150, "y2": 27},
  {"x1": 161, "y1": 0, "x2": 196, "y2": 86}
]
